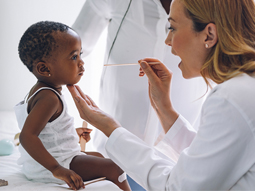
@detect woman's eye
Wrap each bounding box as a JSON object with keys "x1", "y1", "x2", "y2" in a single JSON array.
[
  {"x1": 80, "y1": 51, "x2": 83, "y2": 56},
  {"x1": 168, "y1": 27, "x2": 175, "y2": 32}
]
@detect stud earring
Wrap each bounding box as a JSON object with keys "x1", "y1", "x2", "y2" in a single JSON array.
[
  {"x1": 48, "y1": 73, "x2": 51, "y2": 77},
  {"x1": 205, "y1": 44, "x2": 209, "y2": 48}
]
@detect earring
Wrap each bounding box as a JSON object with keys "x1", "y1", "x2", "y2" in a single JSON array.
[
  {"x1": 48, "y1": 73, "x2": 51, "y2": 77},
  {"x1": 205, "y1": 44, "x2": 209, "y2": 48}
]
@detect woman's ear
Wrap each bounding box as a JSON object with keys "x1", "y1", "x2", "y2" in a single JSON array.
[
  {"x1": 204, "y1": 23, "x2": 218, "y2": 49},
  {"x1": 36, "y1": 62, "x2": 51, "y2": 77}
]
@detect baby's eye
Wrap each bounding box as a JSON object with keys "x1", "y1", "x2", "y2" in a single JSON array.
[{"x1": 71, "y1": 54, "x2": 78, "y2": 60}]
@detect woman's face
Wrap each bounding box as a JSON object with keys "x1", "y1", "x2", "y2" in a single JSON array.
[{"x1": 165, "y1": 0, "x2": 208, "y2": 79}]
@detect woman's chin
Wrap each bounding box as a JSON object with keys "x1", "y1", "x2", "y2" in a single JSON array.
[
  {"x1": 179, "y1": 61, "x2": 196, "y2": 79},
  {"x1": 181, "y1": 73, "x2": 190, "y2": 79},
  {"x1": 181, "y1": 71, "x2": 200, "y2": 79},
  {"x1": 178, "y1": 62, "x2": 187, "y2": 78}
]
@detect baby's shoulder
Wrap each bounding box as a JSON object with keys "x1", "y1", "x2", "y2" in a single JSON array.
[{"x1": 27, "y1": 87, "x2": 62, "y2": 112}]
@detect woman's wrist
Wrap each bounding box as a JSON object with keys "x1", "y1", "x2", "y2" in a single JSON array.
[
  {"x1": 156, "y1": 100, "x2": 179, "y2": 133},
  {"x1": 100, "y1": 115, "x2": 122, "y2": 137}
]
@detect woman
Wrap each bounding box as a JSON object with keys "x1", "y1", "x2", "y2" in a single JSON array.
[
  {"x1": 68, "y1": 0, "x2": 255, "y2": 190},
  {"x1": 72, "y1": 0, "x2": 205, "y2": 158}
]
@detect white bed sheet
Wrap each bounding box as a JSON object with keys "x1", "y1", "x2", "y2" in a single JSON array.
[{"x1": 0, "y1": 111, "x2": 120, "y2": 191}]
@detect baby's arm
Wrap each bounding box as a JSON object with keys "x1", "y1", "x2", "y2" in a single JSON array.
[{"x1": 19, "y1": 90, "x2": 84, "y2": 190}]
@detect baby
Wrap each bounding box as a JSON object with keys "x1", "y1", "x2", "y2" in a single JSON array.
[{"x1": 14, "y1": 21, "x2": 130, "y2": 191}]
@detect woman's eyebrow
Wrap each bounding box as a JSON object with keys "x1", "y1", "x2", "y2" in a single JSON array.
[{"x1": 168, "y1": 17, "x2": 176, "y2": 22}]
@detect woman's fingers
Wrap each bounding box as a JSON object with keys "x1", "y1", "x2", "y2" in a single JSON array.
[
  {"x1": 139, "y1": 61, "x2": 161, "y2": 85},
  {"x1": 139, "y1": 58, "x2": 172, "y2": 84},
  {"x1": 67, "y1": 85, "x2": 90, "y2": 118},
  {"x1": 85, "y1": 94, "x2": 98, "y2": 108},
  {"x1": 75, "y1": 85, "x2": 96, "y2": 107},
  {"x1": 67, "y1": 85, "x2": 88, "y2": 106},
  {"x1": 73, "y1": 85, "x2": 86, "y2": 100},
  {"x1": 67, "y1": 85, "x2": 81, "y2": 101},
  {"x1": 139, "y1": 57, "x2": 161, "y2": 63}
]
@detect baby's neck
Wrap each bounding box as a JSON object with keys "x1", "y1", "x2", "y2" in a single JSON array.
[{"x1": 36, "y1": 81, "x2": 62, "y2": 94}]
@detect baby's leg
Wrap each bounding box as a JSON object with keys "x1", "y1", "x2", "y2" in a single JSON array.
[
  {"x1": 84, "y1": 151, "x2": 104, "y2": 158},
  {"x1": 70, "y1": 155, "x2": 131, "y2": 191}
]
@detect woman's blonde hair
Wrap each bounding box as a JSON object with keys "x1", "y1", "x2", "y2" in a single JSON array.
[{"x1": 181, "y1": 0, "x2": 255, "y2": 85}]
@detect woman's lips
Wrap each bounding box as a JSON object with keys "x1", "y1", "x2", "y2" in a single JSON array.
[{"x1": 178, "y1": 61, "x2": 182, "y2": 68}]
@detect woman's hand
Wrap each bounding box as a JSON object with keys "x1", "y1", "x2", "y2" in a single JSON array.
[
  {"x1": 67, "y1": 85, "x2": 121, "y2": 137},
  {"x1": 139, "y1": 58, "x2": 179, "y2": 133},
  {"x1": 139, "y1": 58, "x2": 172, "y2": 110},
  {"x1": 52, "y1": 165, "x2": 84, "y2": 190}
]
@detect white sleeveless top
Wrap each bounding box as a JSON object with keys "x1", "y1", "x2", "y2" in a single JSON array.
[{"x1": 14, "y1": 87, "x2": 84, "y2": 184}]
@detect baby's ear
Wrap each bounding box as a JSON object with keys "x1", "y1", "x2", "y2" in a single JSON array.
[{"x1": 36, "y1": 62, "x2": 51, "y2": 77}]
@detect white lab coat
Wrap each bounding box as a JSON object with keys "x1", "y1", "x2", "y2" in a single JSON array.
[
  {"x1": 73, "y1": 0, "x2": 207, "y2": 156},
  {"x1": 106, "y1": 73, "x2": 255, "y2": 190}
]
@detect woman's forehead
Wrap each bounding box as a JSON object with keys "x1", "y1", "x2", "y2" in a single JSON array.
[
  {"x1": 170, "y1": 0, "x2": 184, "y2": 20},
  {"x1": 169, "y1": 0, "x2": 190, "y2": 25}
]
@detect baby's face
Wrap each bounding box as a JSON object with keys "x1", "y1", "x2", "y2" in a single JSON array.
[{"x1": 47, "y1": 29, "x2": 84, "y2": 86}]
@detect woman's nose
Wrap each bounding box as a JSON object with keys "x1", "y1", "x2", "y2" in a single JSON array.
[{"x1": 165, "y1": 32, "x2": 172, "y2": 46}]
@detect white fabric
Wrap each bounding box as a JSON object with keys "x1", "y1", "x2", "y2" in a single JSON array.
[
  {"x1": 0, "y1": 148, "x2": 120, "y2": 191},
  {"x1": 106, "y1": 73, "x2": 255, "y2": 190},
  {"x1": 14, "y1": 87, "x2": 84, "y2": 184},
  {"x1": 72, "y1": 0, "x2": 207, "y2": 157}
]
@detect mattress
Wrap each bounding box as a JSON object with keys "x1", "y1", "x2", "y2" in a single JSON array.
[{"x1": 0, "y1": 111, "x2": 120, "y2": 191}]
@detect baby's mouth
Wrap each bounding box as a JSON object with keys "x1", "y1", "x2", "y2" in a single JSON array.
[{"x1": 79, "y1": 66, "x2": 85, "y2": 75}]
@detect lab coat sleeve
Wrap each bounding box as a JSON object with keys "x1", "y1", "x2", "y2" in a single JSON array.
[
  {"x1": 155, "y1": 115, "x2": 196, "y2": 161},
  {"x1": 72, "y1": 0, "x2": 111, "y2": 56},
  {"x1": 106, "y1": 94, "x2": 255, "y2": 190},
  {"x1": 106, "y1": 127, "x2": 176, "y2": 190}
]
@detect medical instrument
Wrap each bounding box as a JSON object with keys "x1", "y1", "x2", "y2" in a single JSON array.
[
  {"x1": 104, "y1": 62, "x2": 159, "y2": 66},
  {"x1": 118, "y1": 172, "x2": 127, "y2": 183},
  {"x1": 84, "y1": 177, "x2": 106, "y2": 186}
]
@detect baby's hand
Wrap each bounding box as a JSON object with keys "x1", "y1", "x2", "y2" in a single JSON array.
[
  {"x1": 76, "y1": 127, "x2": 92, "y2": 142},
  {"x1": 52, "y1": 165, "x2": 84, "y2": 190}
]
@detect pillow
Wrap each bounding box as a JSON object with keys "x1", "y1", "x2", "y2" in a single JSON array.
[{"x1": 0, "y1": 111, "x2": 20, "y2": 141}]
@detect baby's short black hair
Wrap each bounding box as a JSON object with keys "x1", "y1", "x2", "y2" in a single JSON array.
[{"x1": 18, "y1": 21, "x2": 71, "y2": 72}]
